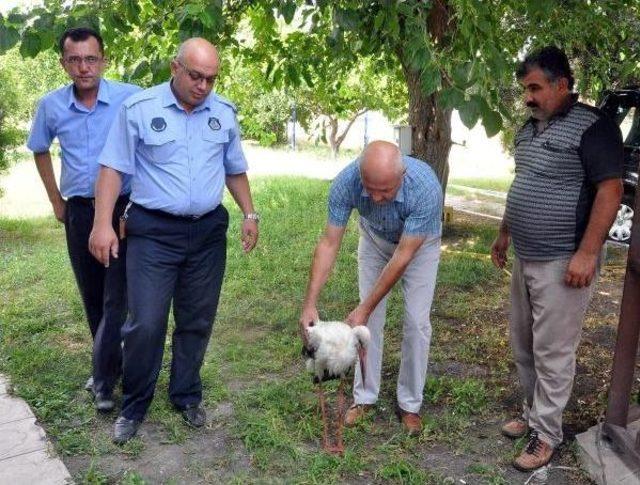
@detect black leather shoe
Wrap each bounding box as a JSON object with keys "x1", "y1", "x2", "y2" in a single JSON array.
[
  {"x1": 181, "y1": 403, "x2": 206, "y2": 428},
  {"x1": 113, "y1": 416, "x2": 141, "y2": 444},
  {"x1": 95, "y1": 392, "x2": 115, "y2": 413}
]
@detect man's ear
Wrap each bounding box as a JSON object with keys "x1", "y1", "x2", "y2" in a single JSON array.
[
  {"x1": 557, "y1": 77, "x2": 570, "y2": 93},
  {"x1": 169, "y1": 59, "x2": 179, "y2": 77}
]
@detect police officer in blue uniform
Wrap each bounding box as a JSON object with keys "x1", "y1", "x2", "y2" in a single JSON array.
[
  {"x1": 89, "y1": 38, "x2": 259, "y2": 444},
  {"x1": 27, "y1": 27, "x2": 140, "y2": 412}
]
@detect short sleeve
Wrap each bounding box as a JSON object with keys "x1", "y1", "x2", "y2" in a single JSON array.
[
  {"x1": 580, "y1": 116, "x2": 624, "y2": 184},
  {"x1": 223, "y1": 114, "x2": 249, "y2": 175},
  {"x1": 402, "y1": 182, "x2": 443, "y2": 237},
  {"x1": 27, "y1": 98, "x2": 54, "y2": 153},
  {"x1": 327, "y1": 167, "x2": 355, "y2": 227},
  {"x1": 99, "y1": 104, "x2": 139, "y2": 175}
]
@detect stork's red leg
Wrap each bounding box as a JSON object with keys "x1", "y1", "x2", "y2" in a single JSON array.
[
  {"x1": 317, "y1": 384, "x2": 330, "y2": 452},
  {"x1": 333, "y1": 379, "x2": 345, "y2": 455}
]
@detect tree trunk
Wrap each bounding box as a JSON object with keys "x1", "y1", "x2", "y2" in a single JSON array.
[
  {"x1": 327, "y1": 116, "x2": 339, "y2": 159},
  {"x1": 405, "y1": 68, "x2": 453, "y2": 193},
  {"x1": 396, "y1": 0, "x2": 454, "y2": 194}
]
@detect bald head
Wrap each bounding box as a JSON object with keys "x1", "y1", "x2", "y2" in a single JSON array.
[
  {"x1": 176, "y1": 37, "x2": 219, "y2": 66},
  {"x1": 359, "y1": 141, "x2": 405, "y2": 204},
  {"x1": 170, "y1": 37, "x2": 220, "y2": 112}
]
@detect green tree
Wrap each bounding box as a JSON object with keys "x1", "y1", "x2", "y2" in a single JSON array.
[
  {"x1": 3, "y1": 0, "x2": 640, "y2": 189},
  {"x1": 0, "y1": 47, "x2": 67, "y2": 173}
]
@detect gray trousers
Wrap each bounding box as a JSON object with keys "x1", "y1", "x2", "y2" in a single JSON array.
[
  {"x1": 353, "y1": 222, "x2": 440, "y2": 413},
  {"x1": 510, "y1": 256, "x2": 597, "y2": 447}
]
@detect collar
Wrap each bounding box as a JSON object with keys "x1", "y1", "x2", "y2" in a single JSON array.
[
  {"x1": 163, "y1": 80, "x2": 212, "y2": 112},
  {"x1": 66, "y1": 78, "x2": 109, "y2": 109}
]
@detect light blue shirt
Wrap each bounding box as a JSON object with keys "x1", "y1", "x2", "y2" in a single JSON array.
[
  {"x1": 27, "y1": 78, "x2": 141, "y2": 198},
  {"x1": 99, "y1": 82, "x2": 248, "y2": 217},
  {"x1": 328, "y1": 156, "x2": 443, "y2": 243}
]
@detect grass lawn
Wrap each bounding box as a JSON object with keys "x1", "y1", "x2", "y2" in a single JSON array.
[
  {"x1": 448, "y1": 176, "x2": 514, "y2": 193},
  {"x1": 0, "y1": 176, "x2": 614, "y2": 484}
]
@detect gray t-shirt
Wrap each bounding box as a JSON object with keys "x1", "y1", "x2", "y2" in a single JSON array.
[{"x1": 505, "y1": 101, "x2": 623, "y2": 261}]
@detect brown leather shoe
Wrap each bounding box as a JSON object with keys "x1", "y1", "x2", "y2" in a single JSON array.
[
  {"x1": 513, "y1": 431, "x2": 554, "y2": 472},
  {"x1": 396, "y1": 409, "x2": 422, "y2": 437},
  {"x1": 344, "y1": 404, "x2": 374, "y2": 427},
  {"x1": 501, "y1": 417, "x2": 529, "y2": 439}
]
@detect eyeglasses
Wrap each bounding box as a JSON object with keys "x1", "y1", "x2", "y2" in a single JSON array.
[
  {"x1": 63, "y1": 55, "x2": 103, "y2": 66},
  {"x1": 176, "y1": 60, "x2": 217, "y2": 86}
]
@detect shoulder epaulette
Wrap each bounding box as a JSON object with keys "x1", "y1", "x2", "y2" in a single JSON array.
[
  {"x1": 213, "y1": 93, "x2": 238, "y2": 113},
  {"x1": 123, "y1": 88, "x2": 158, "y2": 109}
]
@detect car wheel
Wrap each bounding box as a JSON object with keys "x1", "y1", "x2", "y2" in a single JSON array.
[{"x1": 608, "y1": 196, "x2": 635, "y2": 244}]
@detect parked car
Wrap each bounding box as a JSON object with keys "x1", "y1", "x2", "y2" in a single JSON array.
[{"x1": 598, "y1": 88, "x2": 640, "y2": 244}]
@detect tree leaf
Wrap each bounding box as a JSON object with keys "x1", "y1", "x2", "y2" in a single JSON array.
[
  {"x1": 0, "y1": 25, "x2": 20, "y2": 54},
  {"x1": 19, "y1": 30, "x2": 41, "y2": 58},
  {"x1": 334, "y1": 8, "x2": 359, "y2": 30},
  {"x1": 438, "y1": 87, "x2": 465, "y2": 110},
  {"x1": 458, "y1": 96, "x2": 480, "y2": 129},
  {"x1": 280, "y1": 1, "x2": 296, "y2": 25},
  {"x1": 419, "y1": 67, "x2": 441, "y2": 96},
  {"x1": 374, "y1": 10, "x2": 385, "y2": 31},
  {"x1": 124, "y1": 0, "x2": 141, "y2": 22},
  {"x1": 481, "y1": 109, "x2": 503, "y2": 137},
  {"x1": 130, "y1": 60, "x2": 150, "y2": 80}
]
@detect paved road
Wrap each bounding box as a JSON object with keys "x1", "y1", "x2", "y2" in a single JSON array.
[{"x1": 0, "y1": 375, "x2": 71, "y2": 484}]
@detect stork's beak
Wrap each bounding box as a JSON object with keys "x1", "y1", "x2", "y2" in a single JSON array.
[{"x1": 358, "y1": 346, "x2": 367, "y2": 386}]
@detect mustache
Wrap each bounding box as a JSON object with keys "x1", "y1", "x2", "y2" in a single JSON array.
[{"x1": 526, "y1": 101, "x2": 539, "y2": 108}]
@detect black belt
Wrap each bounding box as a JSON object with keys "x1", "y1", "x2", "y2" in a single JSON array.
[
  {"x1": 67, "y1": 195, "x2": 129, "y2": 207},
  {"x1": 132, "y1": 202, "x2": 218, "y2": 221}
]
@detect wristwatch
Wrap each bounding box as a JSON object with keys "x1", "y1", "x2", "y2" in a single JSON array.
[{"x1": 244, "y1": 212, "x2": 260, "y2": 222}]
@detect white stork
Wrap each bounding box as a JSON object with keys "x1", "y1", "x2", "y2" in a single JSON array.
[{"x1": 303, "y1": 320, "x2": 370, "y2": 454}]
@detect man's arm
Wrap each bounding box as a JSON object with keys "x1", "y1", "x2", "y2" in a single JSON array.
[
  {"x1": 565, "y1": 178, "x2": 622, "y2": 288},
  {"x1": 34, "y1": 151, "x2": 65, "y2": 223},
  {"x1": 225, "y1": 172, "x2": 258, "y2": 253},
  {"x1": 490, "y1": 218, "x2": 511, "y2": 269},
  {"x1": 88, "y1": 167, "x2": 123, "y2": 267},
  {"x1": 345, "y1": 235, "x2": 425, "y2": 326},
  {"x1": 299, "y1": 224, "x2": 347, "y2": 341}
]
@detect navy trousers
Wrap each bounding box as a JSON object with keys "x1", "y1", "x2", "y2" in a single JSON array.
[
  {"x1": 121, "y1": 203, "x2": 228, "y2": 421},
  {"x1": 64, "y1": 196, "x2": 128, "y2": 395}
]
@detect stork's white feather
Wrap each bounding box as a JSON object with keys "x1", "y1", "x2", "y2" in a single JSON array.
[{"x1": 306, "y1": 321, "x2": 370, "y2": 381}]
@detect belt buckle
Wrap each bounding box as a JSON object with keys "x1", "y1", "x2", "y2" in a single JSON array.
[{"x1": 189, "y1": 214, "x2": 201, "y2": 221}]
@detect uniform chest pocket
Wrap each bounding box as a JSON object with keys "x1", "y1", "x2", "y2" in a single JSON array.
[
  {"x1": 141, "y1": 130, "x2": 178, "y2": 163},
  {"x1": 202, "y1": 128, "x2": 229, "y2": 161},
  {"x1": 202, "y1": 128, "x2": 229, "y2": 144}
]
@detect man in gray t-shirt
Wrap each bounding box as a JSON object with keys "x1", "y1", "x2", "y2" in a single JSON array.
[{"x1": 491, "y1": 46, "x2": 622, "y2": 472}]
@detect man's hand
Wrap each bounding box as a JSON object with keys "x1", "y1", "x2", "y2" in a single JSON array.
[
  {"x1": 491, "y1": 231, "x2": 510, "y2": 269},
  {"x1": 51, "y1": 197, "x2": 66, "y2": 223},
  {"x1": 241, "y1": 219, "x2": 258, "y2": 253},
  {"x1": 299, "y1": 306, "x2": 319, "y2": 346},
  {"x1": 345, "y1": 304, "x2": 370, "y2": 327},
  {"x1": 89, "y1": 224, "x2": 119, "y2": 267},
  {"x1": 565, "y1": 250, "x2": 598, "y2": 288}
]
